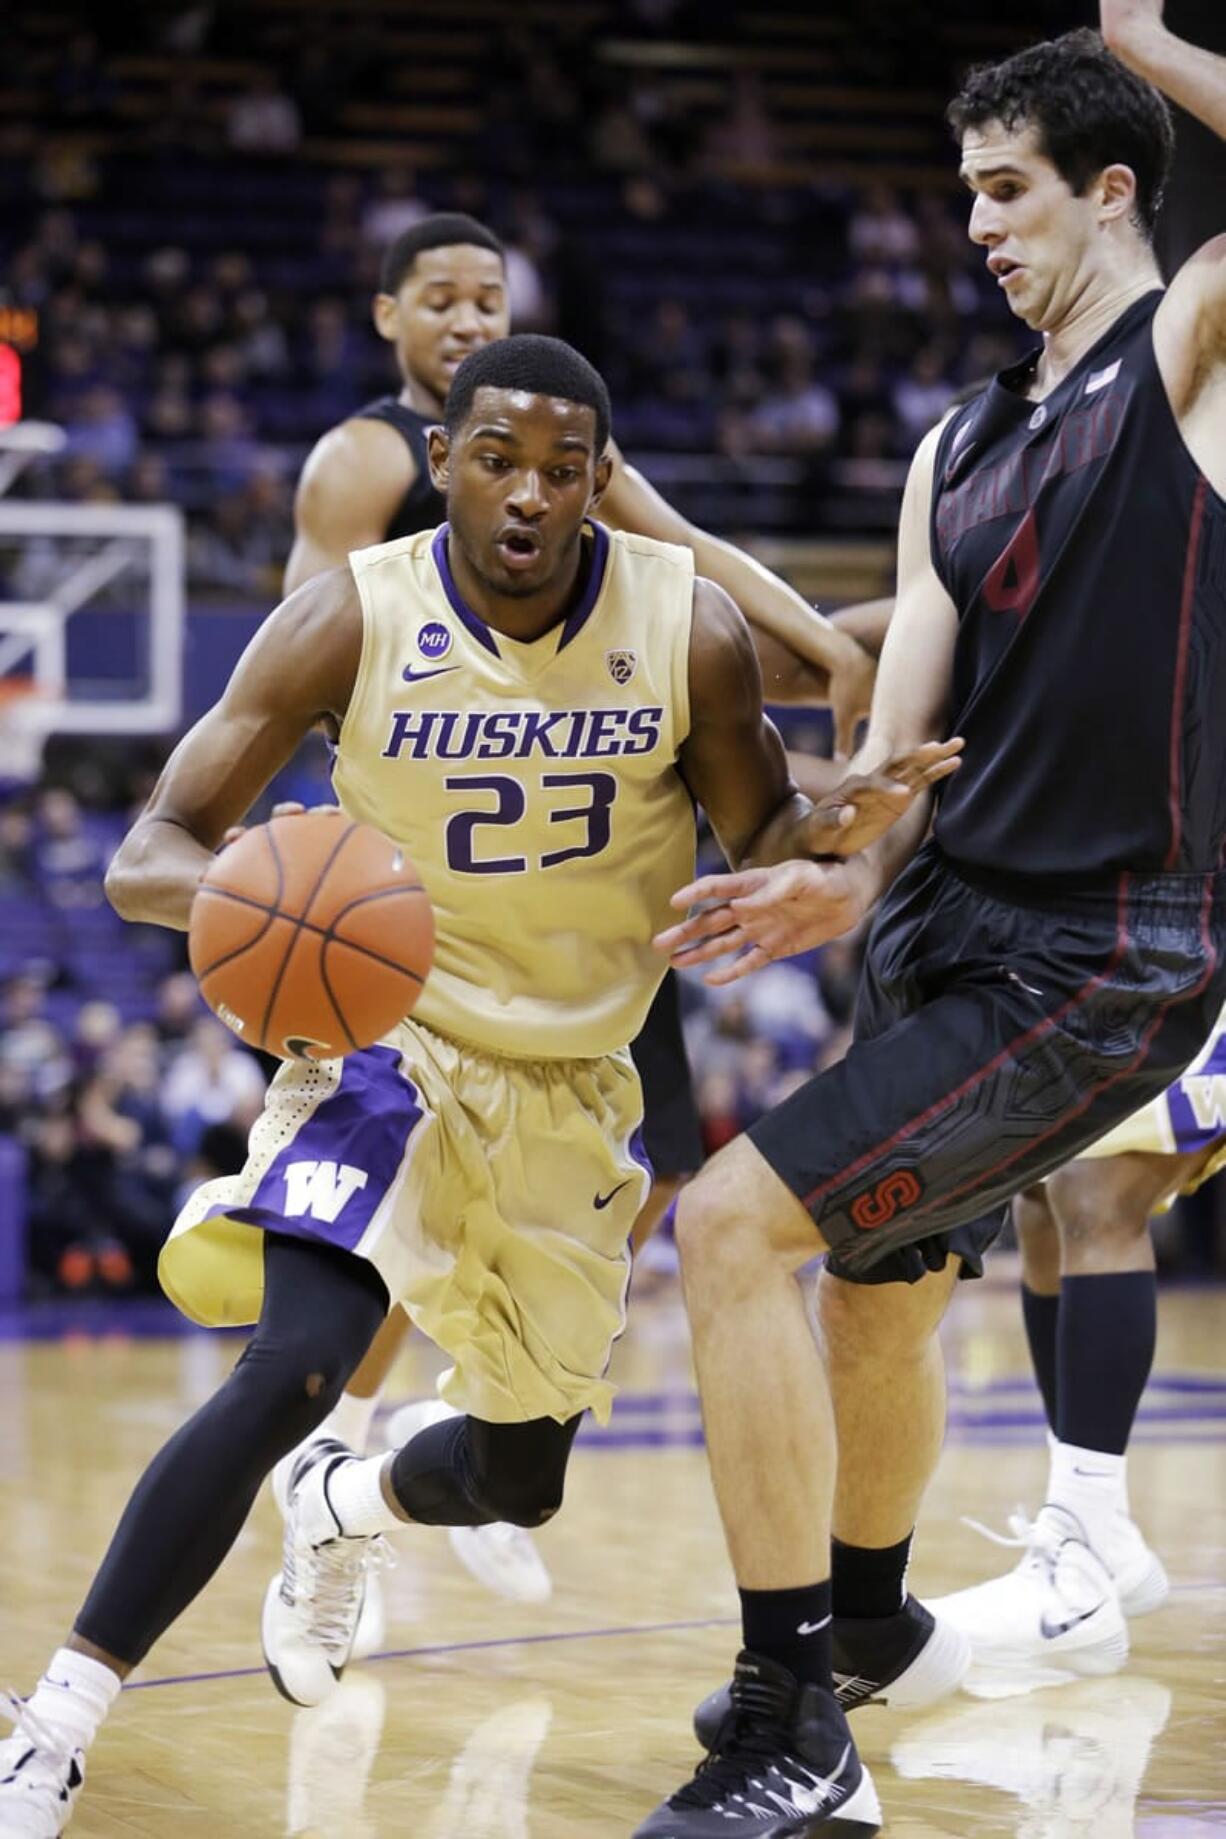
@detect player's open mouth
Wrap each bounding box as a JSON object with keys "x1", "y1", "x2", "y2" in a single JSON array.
[
  {"x1": 495, "y1": 529, "x2": 544, "y2": 570},
  {"x1": 988, "y1": 256, "x2": 1023, "y2": 286}
]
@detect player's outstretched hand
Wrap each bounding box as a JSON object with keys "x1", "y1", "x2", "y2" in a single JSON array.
[
  {"x1": 219, "y1": 801, "x2": 342, "y2": 849},
  {"x1": 655, "y1": 858, "x2": 871, "y2": 987},
  {"x1": 826, "y1": 633, "x2": 877, "y2": 759},
  {"x1": 803, "y1": 737, "x2": 963, "y2": 857}
]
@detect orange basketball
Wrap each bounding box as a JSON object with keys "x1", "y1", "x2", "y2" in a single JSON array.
[{"x1": 188, "y1": 810, "x2": 434, "y2": 1062}]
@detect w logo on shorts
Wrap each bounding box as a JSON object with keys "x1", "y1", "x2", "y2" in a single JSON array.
[
  {"x1": 283, "y1": 1160, "x2": 369, "y2": 1223},
  {"x1": 850, "y1": 1169, "x2": 924, "y2": 1230}
]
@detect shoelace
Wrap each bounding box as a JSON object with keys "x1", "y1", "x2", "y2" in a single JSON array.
[
  {"x1": 671, "y1": 1677, "x2": 807, "y2": 1811},
  {"x1": 283, "y1": 1531, "x2": 392, "y2": 1651},
  {"x1": 961, "y1": 1508, "x2": 1037, "y2": 1550},
  {"x1": 0, "y1": 1690, "x2": 77, "y2": 1801}
]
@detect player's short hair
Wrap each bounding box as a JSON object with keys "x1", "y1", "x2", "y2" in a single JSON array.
[
  {"x1": 947, "y1": 28, "x2": 1174, "y2": 239},
  {"x1": 380, "y1": 214, "x2": 505, "y2": 295},
  {"x1": 445, "y1": 335, "x2": 612, "y2": 453}
]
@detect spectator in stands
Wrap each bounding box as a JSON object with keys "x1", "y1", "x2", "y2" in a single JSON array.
[
  {"x1": 188, "y1": 471, "x2": 291, "y2": 594},
  {"x1": 0, "y1": 806, "x2": 35, "y2": 893},
  {"x1": 196, "y1": 392, "x2": 260, "y2": 494},
  {"x1": 702, "y1": 71, "x2": 779, "y2": 169},
  {"x1": 230, "y1": 285, "x2": 291, "y2": 379},
  {"x1": 226, "y1": 72, "x2": 302, "y2": 156},
  {"x1": 71, "y1": 1002, "x2": 123, "y2": 1081},
  {"x1": 155, "y1": 971, "x2": 208, "y2": 1049},
  {"x1": 162, "y1": 1016, "x2": 266, "y2": 1158},
  {"x1": 361, "y1": 165, "x2": 430, "y2": 249},
  {"x1": 848, "y1": 182, "x2": 920, "y2": 266},
  {"x1": 698, "y1": 1069, "x2": 742, "y2": 1158},
  {"x1": 30, "y1": 788, "x2": 112, "y2": 911},
  {"x1": 743, "y1": 317, "x2": 840, "y2": 454},
  {"x1": 0, "y1": 976, "x2": 71, "y2": 1105},
  {"x1": 892, "y1": 344, "x2": 956, "y2": 446},
  {"x1": 88, "y1": 1026, "x2": 179, "y2": 1285},
  {"x1": 61, "y1": 386, "x2": 139, "y2": 476}
]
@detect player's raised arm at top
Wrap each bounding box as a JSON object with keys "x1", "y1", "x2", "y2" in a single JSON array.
[
  {"x1": 1105, "y1": 4, "x2": 1226, "y2": 421},
  {"x1": 106, "y1": 568, "x2": 363, "y2": 931},
  {"x1": 599, "y1": 441, "x2": 876, "y2": 752},
  {"x1": 283, "y1": 418, "x2": 417, "y2": 593}
]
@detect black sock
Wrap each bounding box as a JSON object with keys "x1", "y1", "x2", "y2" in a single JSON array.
[
  {"x1": 739, "y1": 1581, "x2": 833, "y2": 1689},
  {"x1": 831, "y1": 1533, "x2": 912, "y2": 1619},
  {"x1": 1056, "y1": 1271, "x2": 1156, "y2": 1455},
  {"x1": 1021, "y1": 1285, "x2": 1061, "y2": 1430}
]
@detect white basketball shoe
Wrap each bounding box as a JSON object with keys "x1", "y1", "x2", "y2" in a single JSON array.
[
  {"x1": 385, "y1": 1401, "x2": 552, "y2": 1604},
  {"x1": 272, "y1": 1435, "x2": 388, "y2": 1663},
  {"x1": 1098, "y1": 1509, "x2": 1169, "y2": 1616},
  {"x1": 263, "y1": 1437, "x2": 388, "y2": 1707},
  {"x1": 929, "y1": 1505, "x2": 1129, "y2": 1675},
  {"x1": 0, "y1": 1693, "x2": 84, "y2": 1838}
]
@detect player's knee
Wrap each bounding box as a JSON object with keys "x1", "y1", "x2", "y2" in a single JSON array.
[
  {"x1": 673, "y1": 1175, "x2": 756, "y2": 1295},
  {"x1": 817, "y1": 1267, "x2": 946, "y2": 1365},
  {"x1": 473, "y1": 1467, "x2": 566, "y2": 1528},
  {"x1": 233, "y1": 1330, "x2": 352, "y2": 1433},
  {"x1": 1048, "y1": 1161, "x2": 1151, "y2": 1260}
]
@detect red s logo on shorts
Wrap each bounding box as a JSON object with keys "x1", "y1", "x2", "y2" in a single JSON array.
[{"x1": 850, "y1": 1169, "x2": 924, "y2": 1230}]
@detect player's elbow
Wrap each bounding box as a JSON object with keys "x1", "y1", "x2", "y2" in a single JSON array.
[{"x1": 104, "y1": 838, "x2": 142, "y2": 920}]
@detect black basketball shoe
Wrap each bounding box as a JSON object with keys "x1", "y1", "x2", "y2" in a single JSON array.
[
  {"x1": 693, "y1": 1596, "x2": 970, "y2": 1750},
  {"x1": 634, "y1": 1651, "x2": 881, "y2": 1837}
]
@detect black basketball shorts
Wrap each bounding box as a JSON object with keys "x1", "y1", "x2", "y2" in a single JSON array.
[
  {"x1": 749, "y1": 843, "x2": 1226, "y2": 1285},
  {"x1": 630, "y1": 968, "x2": 704, "y2": 1179}
]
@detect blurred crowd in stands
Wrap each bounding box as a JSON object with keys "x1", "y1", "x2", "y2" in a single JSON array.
[{"x1": 1, "y1": 3, "x2": 1033, "y2": 571}]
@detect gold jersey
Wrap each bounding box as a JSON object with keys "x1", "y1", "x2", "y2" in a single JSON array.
[{"x1": 334, "y1": 521, "x2": 696, "y2": 1060}]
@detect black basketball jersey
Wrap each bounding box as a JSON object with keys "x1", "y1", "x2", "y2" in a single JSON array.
[
  {"x1": 353, "y1": 394, "x2": 443, "y2": 539},
  {"x1": 930, "y1": 292, "x2": 1226, "y2": 880}
]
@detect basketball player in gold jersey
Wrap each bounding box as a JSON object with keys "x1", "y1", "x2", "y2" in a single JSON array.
[
  {"x1": 0, "y1": 335, "x2": 958, "y2": 1835},
  {"x1": 279, "y1": 210, "x2": 886, "y2": 1613}
]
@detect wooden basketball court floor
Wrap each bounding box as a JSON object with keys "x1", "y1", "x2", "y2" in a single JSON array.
[{"x1": 3, "y1": 1261, "x2": 1224, "y2": 1837}]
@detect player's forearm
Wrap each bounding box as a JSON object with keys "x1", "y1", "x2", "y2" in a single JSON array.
[
  {"x1": 830, "y1": 596, "x2": 894, "y2": 660},
  {"x1": 1105, "y1": 16, "x2": 1226, "y2": 138},
  {"x1": 105, "y1": 817, "x2": 215, "y2": 930},
  {"x1": 856, "y1": 791, "x2": 932, "y2": 907},
  {"x1": 739, "y1": 791, "x2": 830, "y2": 870}
]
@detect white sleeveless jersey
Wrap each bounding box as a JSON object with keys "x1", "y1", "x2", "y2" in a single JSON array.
[{"x1": 334, "y1": 521, "x2": 696, "y2": 1060}]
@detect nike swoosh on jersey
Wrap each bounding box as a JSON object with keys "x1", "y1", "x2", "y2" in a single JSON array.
[
  {"x1": 402, "y1": 664, "x2": 460, "y2": 682},
  {"x1": 593, "y1": 1180, "x2": 632, "y2": 1210}
]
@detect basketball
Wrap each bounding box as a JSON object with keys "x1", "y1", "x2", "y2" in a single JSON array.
[{"x1": 188, "y1": 809, "x2": 433, "y2": 1061}]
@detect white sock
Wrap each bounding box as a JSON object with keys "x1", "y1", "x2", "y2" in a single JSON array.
[
  {"x1": 25, "y1": 1649, "x2": 122, "y2": 1751},
  {"x1": 1047, "y1": 1440, "x2": 1128, "y2": 1555},
  {"x1": 325, "y1": 1453, "x2": 406, "y2": 1538},
  {"x1": 317, "y1": 1390, "x2": 380, "y2": 1456}
]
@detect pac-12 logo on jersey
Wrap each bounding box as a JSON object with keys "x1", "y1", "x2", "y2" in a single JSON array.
[
  {"x1": 417, "y1": 621, "x2": 452, "y2": 660},
  {"x1": 606, "y1": 648, "x2": 637, "y2": 685}
]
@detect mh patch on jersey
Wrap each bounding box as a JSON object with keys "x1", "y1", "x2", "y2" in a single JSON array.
[
  {"x1": 606, "y1": 648, "x2": 637, "y2": 685},
  {"x1": 417, "y1": 620, "x2": 452, "y2": 660}
]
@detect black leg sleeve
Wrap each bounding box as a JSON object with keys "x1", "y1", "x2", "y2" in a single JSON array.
[
  {"x1": 74, "y1": 1234, "x2": 388, "y2": 1665},
  {"x1": 389, "y1": 1412, "x2": 583, "y2": 1528}
]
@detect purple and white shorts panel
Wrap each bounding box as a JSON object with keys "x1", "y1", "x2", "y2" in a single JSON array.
[{"x1": 203, "y1": 1043, "x2": 427, "y2": 1254}]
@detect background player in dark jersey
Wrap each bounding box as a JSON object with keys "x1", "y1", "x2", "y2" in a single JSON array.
[
  {"x1": 638, "y1": 12, "x2": 1226, "y2": 1835},
  {"x1": 276, "y1": 211, "x2": 883, "y2": 1615}
]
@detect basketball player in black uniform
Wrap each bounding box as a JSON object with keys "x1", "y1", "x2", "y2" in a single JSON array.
[
  {"x1": 278, "y1": 212, "x2": 882, "y2": 1612},
  {"x1": 638, "y1": 11, "x2": 1226, "y2": 1835}
]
